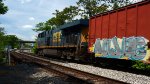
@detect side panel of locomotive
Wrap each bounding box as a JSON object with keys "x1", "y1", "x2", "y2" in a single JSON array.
[
  {"x1": 88, "y1": 1, "x2": 150, "y2": 62},
  {"x1": 37, "y1": 29, "x2": 63, "y2": 48},
  {"x1": 37, "y1": 20, "x2": 89, "y2": 59}
]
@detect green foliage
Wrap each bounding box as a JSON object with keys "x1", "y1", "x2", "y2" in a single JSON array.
[
  {"x1": 0, "y1": 27, "x2": 5, "y2": 63},
  {"x1": 0, "y1": 27, "x2": 5, "y2": 51},
  {"x1": 0, "y1": 51, "x2": 5, "y2": 63},
  {"x1": 0, "y1": 28, "x2": 19, "y2": 63},
  {"x1": 109, "y1": 0, "x2": 131, "y2": 10},
  {"x1": 132, "y1": 61, "x2": 150, "y2": 70},
  {"x1": 77, "y1": 0, "x2": 108, "y2": 18},
  {"x1": 0, "y1": 56, "x2": 3, "y2": 63},
  {"x1": 32, "y1": 40, "x2": 38, "y2": 54},
  {"x1": 0, "y1": 28, "x2": 19, "y2": 49},
  {"x1": 4, "y1": 35, "x2": 19, "y2": 49},
  {"x1": 0, "y1": 0, "x2": 8, "y2": 14},
  {"x1": 33, "y1": 22, "x2": 52, "y2": 32},
  {"x1": 52, "y1": 6, "x2": 79, "y2": 26},
  {"x1": 33, "y1": 0, "x2": 108, "y2": 32},
  {"x1": 33, "y1": 6, "x2": 79, "y2": 32},
  {"x1": 0, "y1": 0, "x2": 8, "y2": 64},
  {"x1": 112, "y1": 1, "x2": 120, "y2": 10}
]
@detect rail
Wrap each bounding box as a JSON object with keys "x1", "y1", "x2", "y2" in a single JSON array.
[{"x1": 11, "y1": 51, "x2": 127, "y2": 84}]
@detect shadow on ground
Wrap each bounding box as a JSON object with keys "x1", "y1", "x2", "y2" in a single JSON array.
[{"x1": 0, "y1": 63, "x2": 86, "y2": 84}]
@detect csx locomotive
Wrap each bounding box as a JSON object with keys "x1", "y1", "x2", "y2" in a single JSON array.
[
  {"x1": 37, "y1": 20, "x2": 89, "y2": 60},
  {"x1": 37, "y1": 0, "x2": 150, "y2": 63}
]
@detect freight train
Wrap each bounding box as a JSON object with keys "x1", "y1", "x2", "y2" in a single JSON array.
[{"x1": 37, "y1": 0, "x2": 150, "y2": 63}]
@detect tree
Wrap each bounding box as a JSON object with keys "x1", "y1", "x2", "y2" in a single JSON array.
[
  {"x1": 0, "y1": 0, "x2": 8, "y2": 63},
  {"x1": 0, "y1": 0, "x2": 8, "y2": 48},
  {"x1": 77, "y1": 0, "x2": 108, "y2": 18},
  {"x1": 77, "y1": 0, "x2": 132, "y2": 18},
  {"x1": 104, "y1": 0, "x2": 131, "y2": 10},
  {"x1": 4, "y1": 35, "x2": 19, "y2": 49},
  {"x1": 33, "y1": 0, "x2": 108, "y2": 32},
  {"x1": 33, "y1": 22, "x2": 50, "y2": 32},
  {"x1": 52, "y1": 6, "x2": 79, "y2": 26},
  {"x1": 0, "y1": 0, "x2": 8, "y2": 49},
  {"x1": 33, "y1": 0, "x2": 109, "y2": 32},
  {"x1": 33, "y1": 6, "x2": 79, "y2": 32},
  {"x1": 0, "y1": 0, "x2": 8, "y2": 14},
  {"x1": 0, "y1": 27, "x2": 20, "y2": 50},
  {"x1": 0, "y1": 27, "x2": 5, "y2": 37},
  {"x1": 32, "y1": 39, "x2": 38, "y2": 54},
  {"x1": 0, "y1": 27, "x2": 5, "y2": 51},
  {"x1": 33, "y1": 0, "x2": 133, "y2": 32}
]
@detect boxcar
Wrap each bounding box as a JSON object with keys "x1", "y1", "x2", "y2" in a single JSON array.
[{"x1": 88, "y1": 0, "x2": 150, "y2": 63}]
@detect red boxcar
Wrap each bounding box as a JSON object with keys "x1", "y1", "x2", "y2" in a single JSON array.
[{"x1": 88, "y1": 0, "x2": 150, "y2": 63}]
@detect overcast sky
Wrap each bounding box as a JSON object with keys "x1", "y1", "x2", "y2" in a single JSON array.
[{"x1": 0, "y1": 0, "x2": 77, "y2": 41}]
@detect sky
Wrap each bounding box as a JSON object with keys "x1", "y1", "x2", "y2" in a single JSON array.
[{"x1": 0, "y1": 0, "x2": 77, "y2": 41}]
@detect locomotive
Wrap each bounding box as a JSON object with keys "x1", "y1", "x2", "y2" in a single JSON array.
[
  {"x1": 37, "y1": 20, "x2": 89, "y2": 60},
  {"x1": 37, "y1": 0, "x2": 150, "y2": 63}
]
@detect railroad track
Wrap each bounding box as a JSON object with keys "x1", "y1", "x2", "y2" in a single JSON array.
[{"x1": 11, "y1": 51, "x2": 127, "y2": 84}]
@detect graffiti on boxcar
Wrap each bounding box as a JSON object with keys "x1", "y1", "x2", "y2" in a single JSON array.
[{"x1": 90, "y1": 36, "x2": 150, "y2": 61}]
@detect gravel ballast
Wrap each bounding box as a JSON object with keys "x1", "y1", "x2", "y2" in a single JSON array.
[
  {"x1": 0, "y1": 63, "x2": 86, "y2": 84},
  {"x1": 49, "y1": 60, "x2": 150, "y2": 84}
]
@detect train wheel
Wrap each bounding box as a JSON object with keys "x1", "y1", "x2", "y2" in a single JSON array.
[
  {"x1": 37, "y1": 51, "x2": 40, "y2": 56},
  {"x1": 67, "y1": 49, "x2": 72, "y2": 60},
  {"x1": 87, "y1": 53, "x2": 95, "y2": 63},
  {"x1": 75, "y1": 54, "x2": 80, "y2": 61},
  {"x1": 37, "y1": 50, "x2": 42, "y2": 56},
  {"x1": 61, "y1": 50, "x2": 67, "y2": 59},
  {"x1": 57, "y1": 50, "x2": 62, "y2": 57},
  {"x1": 60, "y1": 51, "x2": 64, "y2": 59},
  {"x1": 70, "y1": 51, "x2": 75, "y2": 60},
  {"x1": 41, "y1": 50, "x2": 45, "y2": 57}
]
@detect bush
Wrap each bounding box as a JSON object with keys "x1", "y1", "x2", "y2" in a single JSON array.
[
  {"x1": 132, "y1": 61, "x2": 150, "y2": 70},
  {"x1": 32, "y1": 42, "x2": 38, "y2": 54},
  {"x1": 0, "y1": 56, "x2": 3, "y2": 63},
  {"x1": 0, "y1": 51, "x2": 6, "y2": 64}
]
